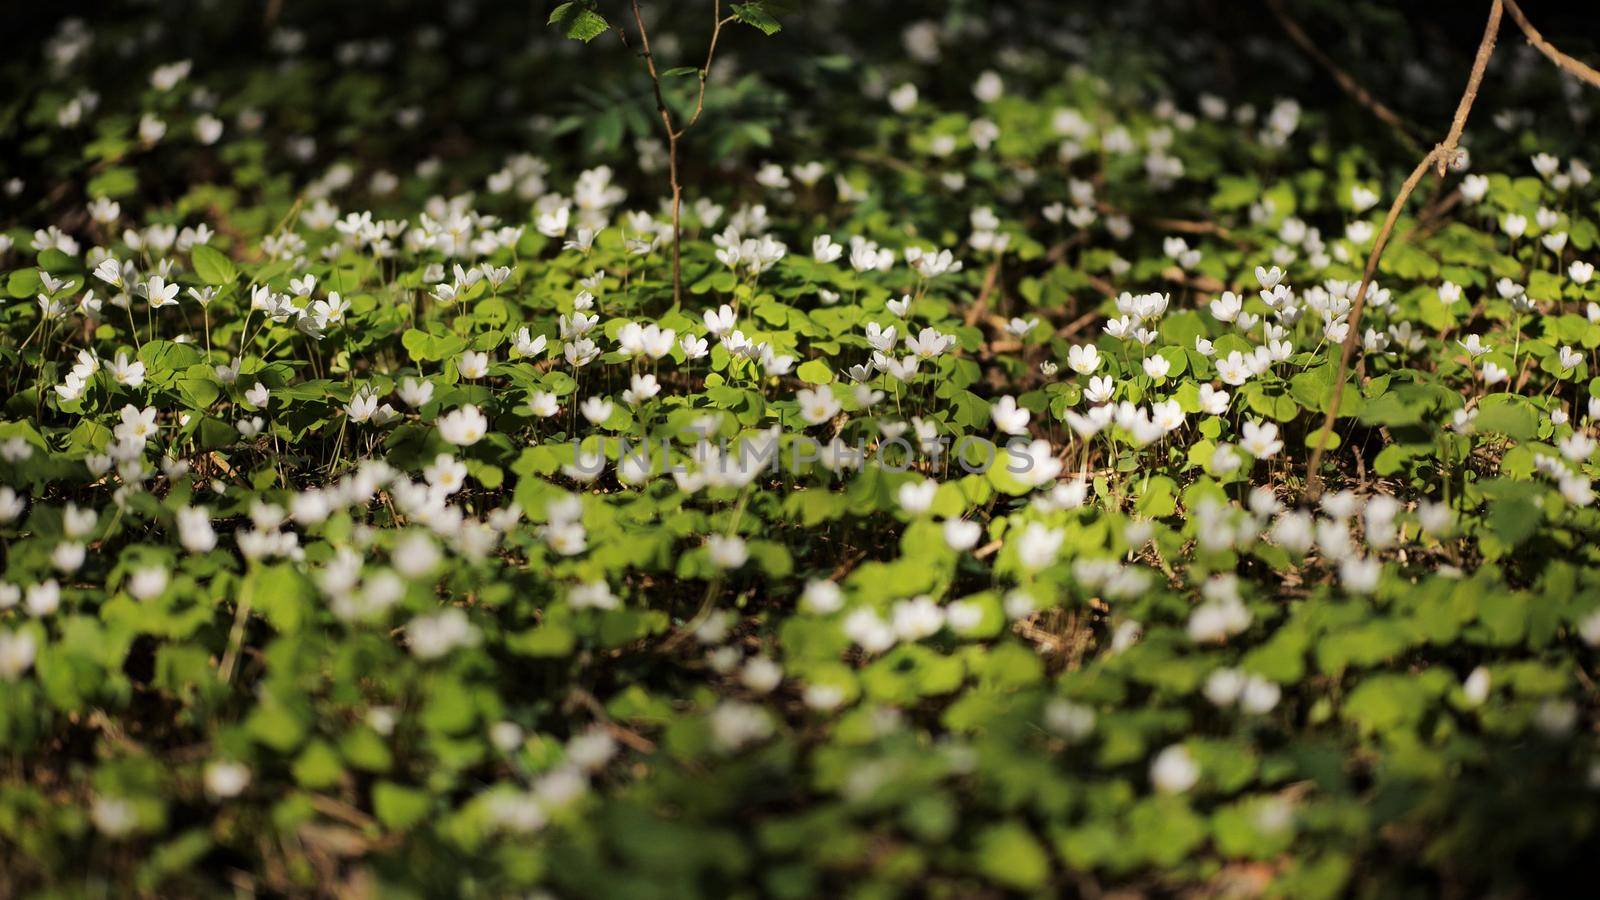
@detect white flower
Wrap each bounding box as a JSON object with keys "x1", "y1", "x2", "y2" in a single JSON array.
[
  {"x1": 1007, "y1": 317, "x2": 1039, "y2": 338},
  {"x1": 1339, "y1": 556, "x2": 1381, "y2": 594},
  {"x1": 1142, "y1": 354, "x2": 1171, "y2": 380},
  {"x1": 704, "y1": 304, "x2": 736, "y2": 337},
  {"x1": 1481, "y1": 361, "x2": 1509, "y2": 385},
  {"x1": 1239, "y1": 419, "x2": 1283, "y2": 459},
  {"x1": 1209, "y1": 291, "x2": 1242, "y2": 322},
  {"x1": 709, "y1": 701, "x2": 773, "y2": 751},
  {"x1": 527, "y1": 391, "x2": 559, "y2": 417},
  {"x1": 943, "y1": 518, "x2": 982, "y2": 551},
  {"x1": 1083, "y1": 376, "x2": 1114, "y2": 405},
  {"x1": 842, "y1": 608, "x2": 896, "y2": 653},
  {"x1": 0, "y1": 488, "x2": 24, "y2": 524},
  {"x1": 569, "y1": 580, "x2": 619, "y2": 611},
  {"x1": 346, "y1": 390, "x2": 380, "y2": 423},
  {"x1": 1239, "y1": 676, "x2": 1281, "y2": 714},
  {"x1": 802, "y1": 580, "x2": 844, "y2": 615},
  {"x1": 1216, "y1": 351, "x2": 1253, "y2": 386},
  {"x1": 424, "y1": 454, "x2": 468, "y2": 494},
  {"x1": 888, "y1": 83, "x2": 919, "y2": 113},
  {"x1": 1560, "y1": 475, "x2": 1594, "y2": 507},
  {"x1": 580, "y1": 396, "x2": 614, "y2": 425},
  {"x1": 93, "y1": 257, "x2": 123, "y2": 288},
  {"x1": 407, "y1": 608, "x2": 480, "y2": 660},
  {"x1": 812, "y1": 234, "x2": 843, "y2": 263},
  {"x1": 510, "y1": 328, "x2": 548, "y2": 359},
  {"x1": 1572, "y1": 261, "x2": 1595, "y2": 285},
  {"x1": 126, "y1": 567, "x2": 169, "y2": 600},
  {"x1": 897, "y1": 479, "x2": 938, "y2": 515},
  {"x1": 438, "y1": 405, "x2": 488, "y2": 446},
  {"x1": 0, "y1": 630, "x2": 37, "y2": 681},
  {"x1": 457, "y1": 350, "x2": 490, "y2": 379},
  {"x1": 796, "y1": 388, "x2": 842, "y2": 426},
  {"x1": 537, "y1": 205, "x2": 570, "y2": 238},
  {"x1": 244, "y1": 381, "x2": 270, "y2": 408},
  {"x1": 741, "y1": 657, "x2": 783, "y2": 694},
  {"x1": 138, "y1": 114, "x2": 167, "y2": 144},
  {"x1": 990, "y1": 395, "x2": 1030, "y2": 435},
  {"x1": 1576, "y1": 608, "x2": 1600, "y2": 646},
  {"x1": 195, "y1": 115, "x2": 224, "y2": 145},
  {"x1": 399, "y1": 377, "x2": 434, "y2": 408},
  {"x1": 1067, "y1": 344, "x2": 1101, "y2": 374},
  {"x1": 1462, "y1": 666, "x2": 1491, "y2": 707},
  {"x1": 545, "y1": 520, "x2": 588, "y2": 555},
  {"x1": 886, "y1": 596, "x2": 941, "y2": 643},
  {"x1": 680, "y1": 334, "x2": 709, "y2": 359},
  {"x1": 1015, "y1": 523, "x2": 1063, "y2": 571},
  {"x1": 145, "y1": 275, "x2": 179, "y2": 308},
  {"x1": 92, "y1": 796, "x2": 139, "y2": 838},
  {"x1": 1044, "y1": 699, "x2": 1097, "y2": 742},
  {"x1": 972, "y1": 70, "x2": 1003, "y2": 102},
  {"x1": 204, "y1": 761, "x2": 252, "y2": 799},
  {"x1": 63, "y1": 503, "x2": 97, "y2": 538},
  {"x1": 1204, "y1": 668, "x2": 1247, "y2": 706},
  {"x1": 1150, "y1": 744, "x2": 1200, "y2": 794},
  {"x1": 1255, "y1": 264, "x2": 1285, "y2": 288},
  {"x1": 114, "y1": 404, "x2": 158, "y2": 443},
  {"x1": 623, "y1": 373, "x2": 661, "y2": 406},
  {"x1": 25, "y1": 580, "x2": 61, "y2": 617},
  {"x1": 706, "y1": 534, "x2": 749, "y2": 570}
]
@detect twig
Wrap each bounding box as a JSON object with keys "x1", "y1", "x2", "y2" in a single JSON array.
[
  {"x1": 1502, "y1": 0, "x2": 1600, "y2": 88},
  {"x1": 566, "y1": 687, "x2": 657, "y2": 754},
  {"x1": 964, "y1": 259, "x2": 1002, "y2": 327},
  {"x1": 1304, "y1": 0, "x2": 1503, "y2": 499},
  {"x1": 624, "y1": 1, "x2": 738, "y2": 308},
  {"x1": 1265, "y1": 0, "x2": 1424, "y2": 154}
]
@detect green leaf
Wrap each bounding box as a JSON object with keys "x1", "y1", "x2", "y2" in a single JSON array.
[
  {"x1": 246, "y1": 564, "x2": 315, "y2": 634},
  {"x1": 1486, "y1": 496, "x2": 1541, "y2": 546},
  {"x1": 292, "y1": 740, "x2": 344, "y2": 789},
  {"x1": 191, "y1": 244, "x2": 237, "y2": 286},
  {"x1": 796, "y1": 359, "x2": 833, "y2": 385},
  {"x1": 548, "y1": 2, "x2": 610, "y2": 42},
  {"x1": 1474, "y1": 396, "x2": 1537, "y2": 440},
  {"x1": 87, "y1": 166, "x2": 138, "y2": 199},
  {"x1": 373, "y1": 782, "x2": 432, "y2": 831},
  {"x1": 731, "y1": 2, "x2": 782, "y2": 34},
  {"x1": 975, "y1": 822, "x2": 1050, "y2": 890}
]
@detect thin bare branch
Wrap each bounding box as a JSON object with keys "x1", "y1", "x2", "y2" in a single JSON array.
[
  {"x1": 1304, "y1": 0, "x2": 1504, "y2": 499},
  {"x1": 623, "y1": 0, "x2": 734, "y2": 308},
  {"x1": 1265, "y1": 0, "x2": 1424, "y2": 155},
  {"x1": 1502, "y1": 0, "x2": 1600, "y2": 88}
]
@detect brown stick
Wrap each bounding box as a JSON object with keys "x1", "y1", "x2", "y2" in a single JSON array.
[
  {"x1": 965, "y1": 259, "x2": 1002, "y2": 327},
  {"x1": 1304, "y1": 0, "x2": 1503, "y2": 499},
  {"x1": 1502, "y1": 0, "x2": 1600, "y2": 88},
  {"x1": 1265, "y1": 0, "x2": 1424, "y2": 154},
  {"x1": 625, "y1": 1, "x2": 737, "y2": 308}
]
